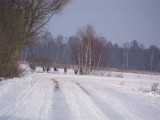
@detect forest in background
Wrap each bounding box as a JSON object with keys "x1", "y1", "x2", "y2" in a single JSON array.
[{"x1": 20, "y1": 26, "x2": 160, "y2": 73}]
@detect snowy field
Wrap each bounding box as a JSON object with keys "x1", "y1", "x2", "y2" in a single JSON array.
[{"x1": 0, "y1": 65, "x2": 160, "y2": 120}]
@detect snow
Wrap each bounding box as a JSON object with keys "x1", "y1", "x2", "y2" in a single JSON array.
[{"x1": 0, "y1": 66, "x2": 160, "y2": 120}]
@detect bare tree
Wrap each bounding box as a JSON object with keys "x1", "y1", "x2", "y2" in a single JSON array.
[
  {"x1": 76, "y1": 30, "x2": 84, "y2": 74},
  {"x1": 123, "y1": 42, "x2": 130, "y2": 70},
  {"x1": 55, "y1": 35, "x2": 63, "y2": 65},
  {"x1": 74, "y1": 25, "x2": 107, "y2": 74},
  {"x1": 75, "y1": 25, "x2": 94, "y2": 74},
  {"x1": 0, "y1": 0, "x2": 70, "y2": 77},
  {"x1": 96, "y1": 37, "x2": 106, "y2": 70}
]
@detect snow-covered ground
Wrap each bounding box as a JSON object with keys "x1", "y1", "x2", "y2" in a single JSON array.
[{"x1": 0, "y1": 66, "x2": 160, "y2": 120}]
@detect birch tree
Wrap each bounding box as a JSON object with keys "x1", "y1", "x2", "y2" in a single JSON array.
[
  {"x1": 123, "y1": 42, "x2": 130, "y2": 69},
  {"x1": 75, "y1": 25, "x2": 107, "y2": 74}
]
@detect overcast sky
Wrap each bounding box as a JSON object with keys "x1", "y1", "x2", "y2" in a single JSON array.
[{"x1": 47, "y1": 0, "x2": 160, "y2": 48}]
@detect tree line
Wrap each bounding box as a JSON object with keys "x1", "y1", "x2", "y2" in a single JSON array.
[{"x1": 21, "y1": 25, "x2": 160, "y2": 73}]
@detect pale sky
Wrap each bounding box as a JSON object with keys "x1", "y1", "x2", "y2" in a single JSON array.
[{"x1": 47, "y1": 0, "x2": 160, "y2": 48}]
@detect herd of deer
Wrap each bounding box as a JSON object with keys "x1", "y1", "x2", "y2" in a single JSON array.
[{"x1": 29, "y1": 64, "x2": 78, "y2": 74}]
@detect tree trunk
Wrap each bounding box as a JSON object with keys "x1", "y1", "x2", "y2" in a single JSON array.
[
  {"x1": 85, "y1": 45, "x2": 89, "y2": 74},
  {"x1": 96, "y1": 47, "x2": 103, "y2": 69},
  {"x1": 0, "y1": 50, "x2": 20, "y2": 78},
  {"x1": 150, "y1": 50, "x2": 154, "y2": 71}
]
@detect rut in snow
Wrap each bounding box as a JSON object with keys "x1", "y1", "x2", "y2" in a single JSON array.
[
  {"x1": 74, "y1": 82, "x2": 90, "y2": 95},
  {"x1": 52, "y1": 79, "x2": 59, "y2": 90},
  {"x1": 73, "y1": 81, "x2": 125, "y2": 120},
  {"x1": 50, "y1": 79, "x2": 72, "y2": 120}
]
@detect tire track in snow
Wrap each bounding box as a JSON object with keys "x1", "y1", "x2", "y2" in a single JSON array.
[
  {"x1": 0, "y1": 78, "x2": 34, "y2": 116},
  {"x1": 38, "y1": 79, "x2": 52, "y2": 120},
  {"x1": 74, "y1": 81, "x2": 125, "y2": 120},
  {"x1": 80, "y1": 81, "x2": 146, "y2": 120},
  {"x1": 52, "y1": 79, "x2": 59, "y2": 90},
  {"x1": 74, "y1": 82, "x2": 90, "y2": 95},
  {"x1": 14, "y1": 78, "x2": 53, "y2": 120},
  {"x1": 0, "y1": 78, "x2": 53, "y2": 120},
  {"x1": 0, "y1": 85, "x2": 36, "y2": 118},
  {"x1": 60, "y1": 80, "x2": 109, "y2": 120},
  {"x1": 91, "y1": 82, "x2": 160, "y2": 120},
  {"x1": 50, "y1": 79, "x2": 72, "y2": 120}
]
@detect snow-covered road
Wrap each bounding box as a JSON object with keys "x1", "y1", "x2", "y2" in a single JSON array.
[{"x1": 0, "y1": 72, "x2": 160, "y2": 120}]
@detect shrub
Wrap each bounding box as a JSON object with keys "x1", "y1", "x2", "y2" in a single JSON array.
[
  {"x1": 151, "y1": 82, "x2": 159, "y2": 93},
  {"x1": 115, "y1": 73, "x2": 123, "y2": 78}
]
